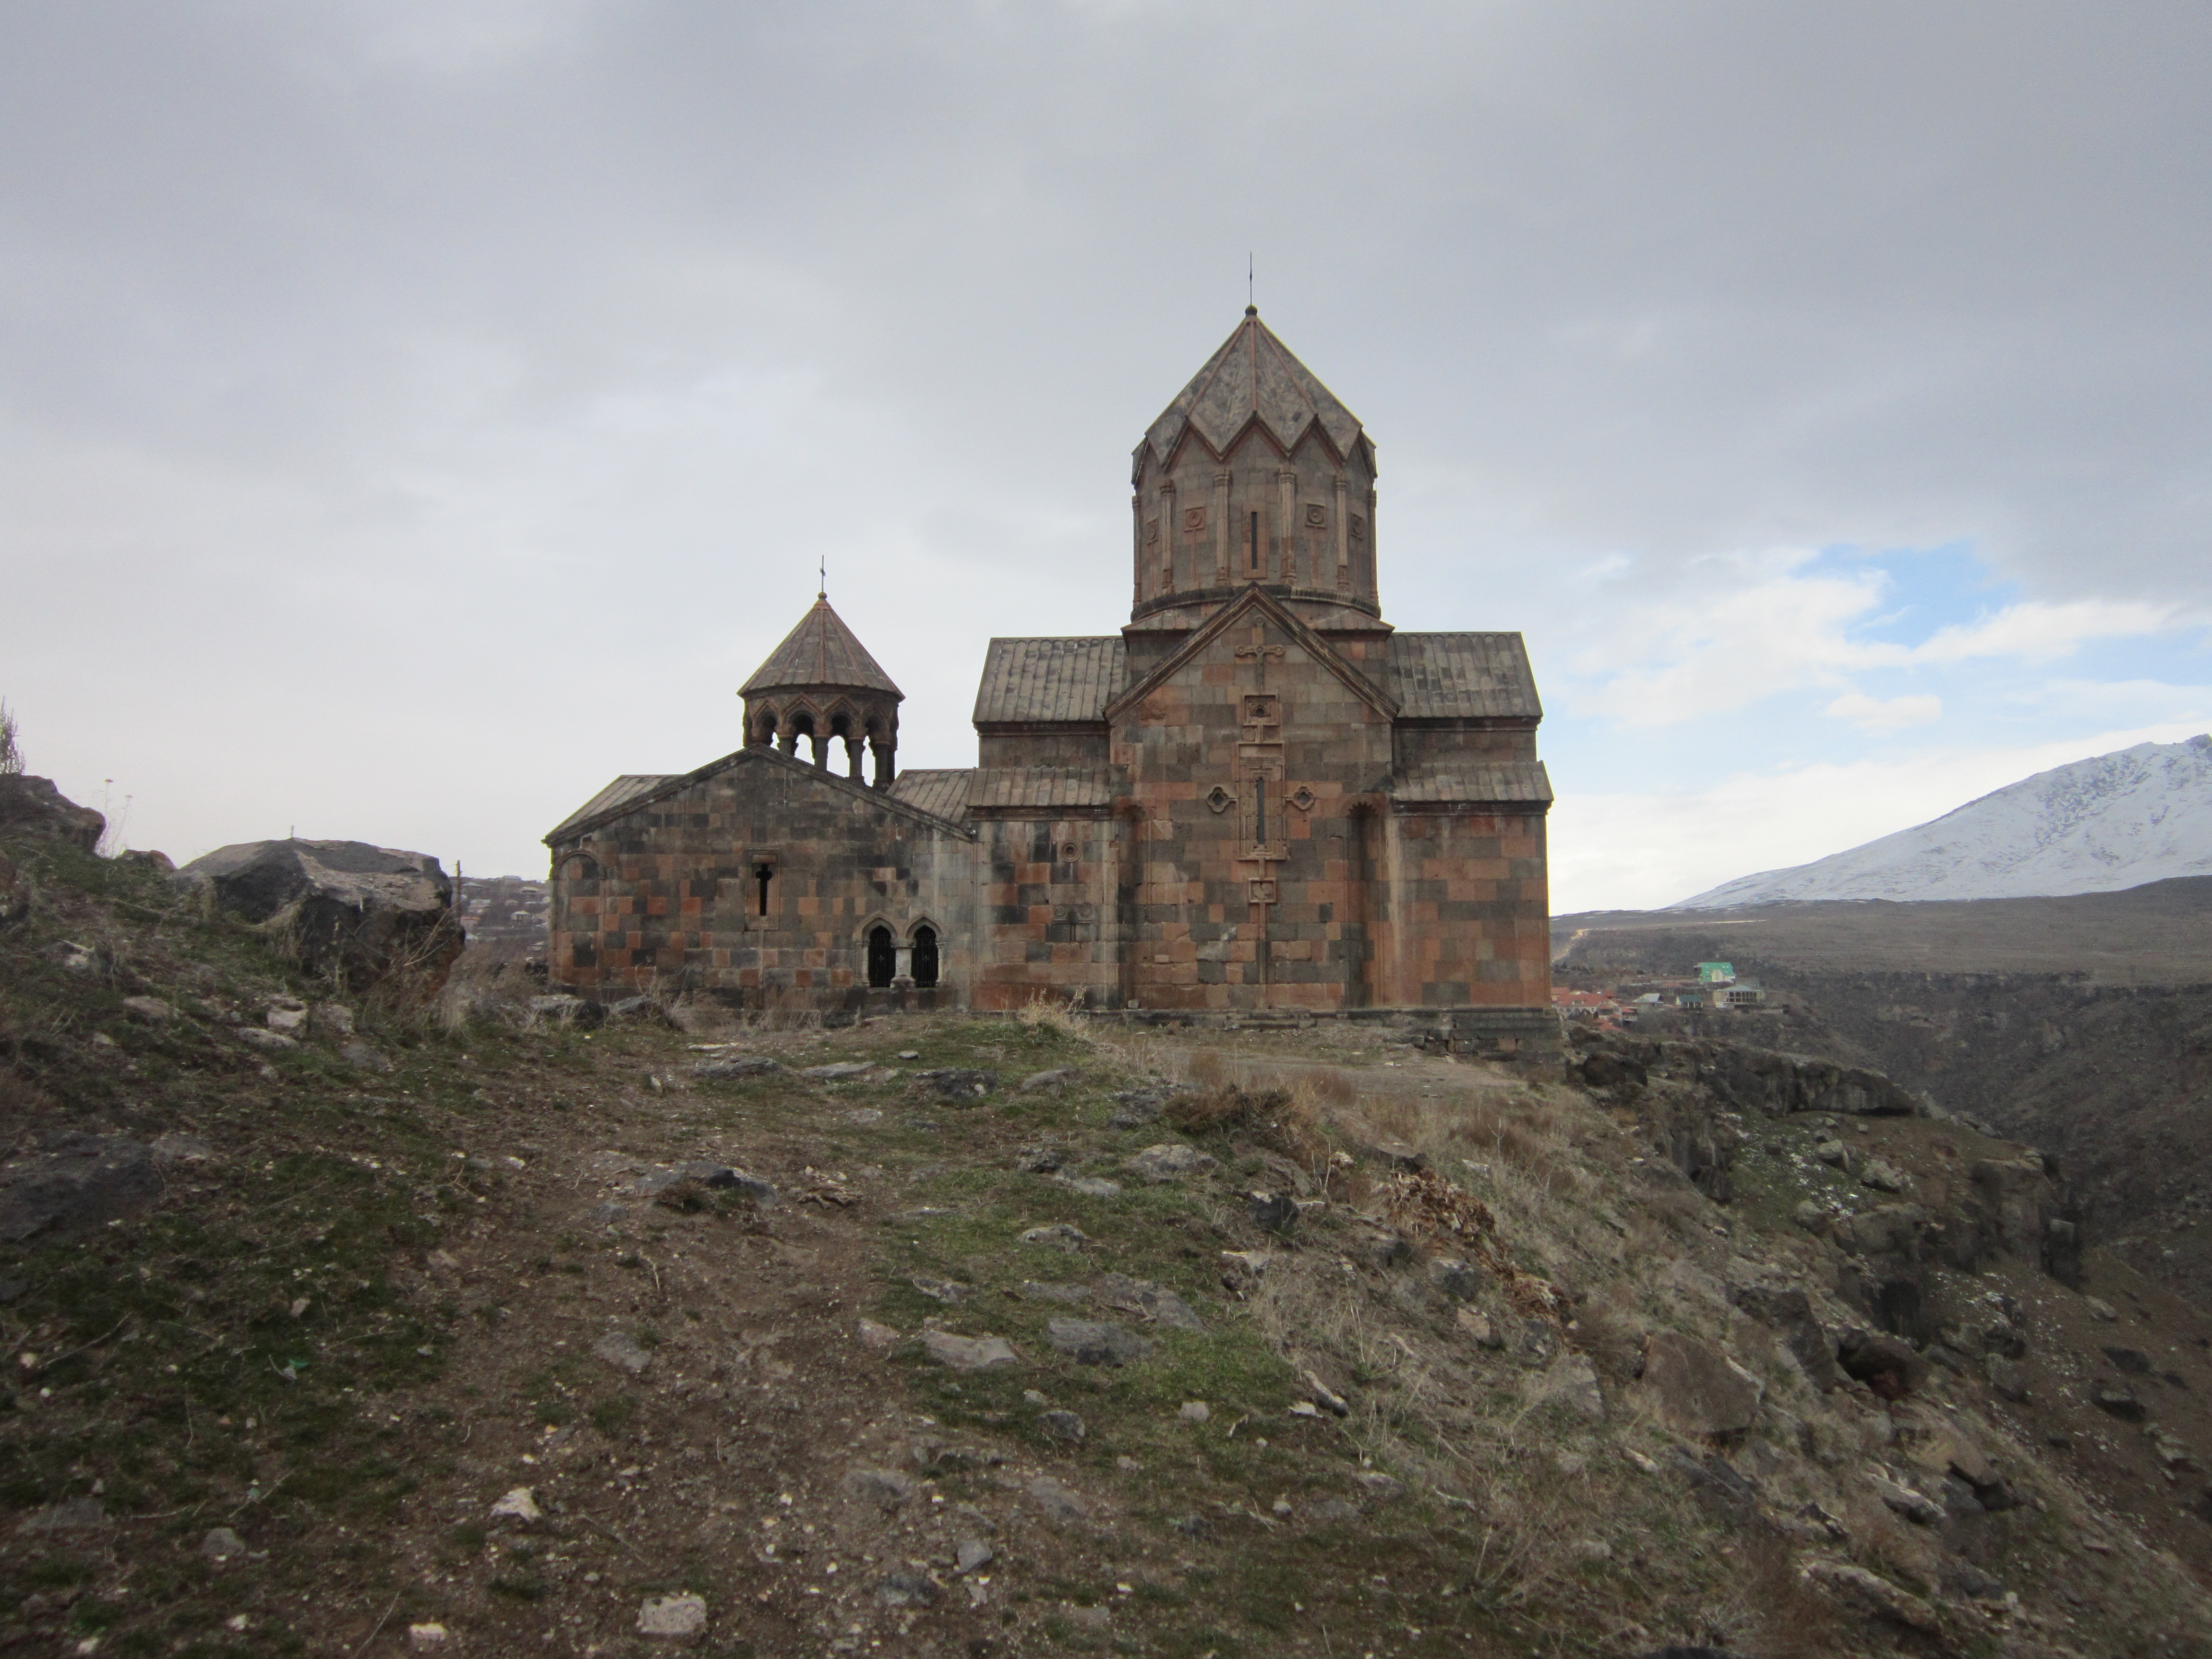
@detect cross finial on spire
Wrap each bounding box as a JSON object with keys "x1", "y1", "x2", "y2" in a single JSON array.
[
  {"x1": 1248, "y1": 252, "x2": 1254, "y2": 312},
  {"x1": 818, "y1": 556, "x2": 826, "y2": 599}
]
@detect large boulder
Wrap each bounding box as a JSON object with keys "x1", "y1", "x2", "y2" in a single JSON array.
[
  {"x1": 175, "y1": 839, "x2": 464, "y2": 989},
  {"x1": 0, "y1": 1134, "x2": 161, "y2": 1243},
  {"x1": 0, "y1": 776, "x2": 104, "y2": 852},
  {"x1": 1639, "y1": 1331, "x2": 1762, "y2": 1438}
]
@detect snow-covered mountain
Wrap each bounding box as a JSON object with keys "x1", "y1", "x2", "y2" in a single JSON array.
[{"x1": 1672, "y1": 734, "x2": 2212, "y2": 908}]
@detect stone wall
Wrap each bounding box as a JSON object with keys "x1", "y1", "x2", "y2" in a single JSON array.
[{"x1": 548, "y1": 750, "x2": 975, "y2": 1012}]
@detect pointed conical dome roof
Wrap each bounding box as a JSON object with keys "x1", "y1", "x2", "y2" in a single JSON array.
[
  {"x1": 1141, "y1": 306, "x2": 1367, "y2": 471},
  {"x1": 740, "y1": 595, "x2": 902, "y2": 698}
]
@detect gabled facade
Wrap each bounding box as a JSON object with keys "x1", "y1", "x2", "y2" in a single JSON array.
[{"x1": 545, "y1": 309, "x2": 1554, "y2": 1046}]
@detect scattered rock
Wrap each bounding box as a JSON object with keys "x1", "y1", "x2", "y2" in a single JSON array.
[
  {"x1": 673, "y1": 1162, "x2": 776, "y2": 1205},
  {"x1": 910, "y1": 1275, "x2": 972, "y2": 1304},
  {"x1": 1836, "y1": 1328, "x2": 1927, "y2": 1400},
  {"x1": 1942, "y1": 1561, "x2": 2007, "y2": 1602},
  {"x1": 913, "y1": 1067, "x2": 997, "y2": 1103},
  {"x1": 309, "y1": 1003, "x2": 356, "y2": 1040},
  {"x1": 2092, "y1": 1384, "x2": 2146, "y2": 1422},
  {"x1": 1455, "y1": 1306, "x2": 1501, "y2": 1346},
  {"x1": 1017, "y1": 1143, "x2": 1068, "y2": 1174},
  {"x1": 1860, "y1": 1156, "x2": 1911, "y2": 1194},
  {"x1": 1172, "y1": 1512, "x2": 1214, "y2": 1538},
  {"x1": 1094, "y1": 1272, "x2": 1206, "y2": 1332},
  {"x1": 265, "y1": 1005, "x2": 309, "y2": 1035},
  {"x1": 1019, "y1": 1067, "x2": 1080, "y2": 1094},
  {"x1": 1020, "y1": 1224, "x2": 1088, "y2": 1252},
  {"x1": 1025, "y1": 1476, "x2": 1088, "y2": 1523},
  {"x1": 635, "y1": 1593, "x2": 708, "y2": 1637},
  {"x1": 198, "y1": 1527, "x2": 247, "y2": 1561},
  {"x1": 1639, "y1": 1332, "x2": 1760, "y2": 1438},
  {"x1": 1127, "y1": 1142, "x2": 1216, "y2": 1182},
  {"x1": 235, "y1": 1026, "x2": 298, "y2": 1053},
  {"x1": 842, "y1": 1466, "x2": 917, "y2": 1509},
  {"x1": 1018, "y1": 1280, "x2": 1090, "y2": 1304},
  {"x1": 120, "y1": 996, "x2": 174, "y2": 1022},
  {"x1": 1248, "y1": 1190, "x2": 1298, "y2": 1233},
  {"x1": 151, "y1": 1133, "x2": 212, "y2": 1164},
  {"x1": 1062, "y1": 1177, "x2": 1124, "y2": 1198},
  {"x1": 490, "y1": 1486, "x2": 541, "y2": 1523},
  {"x1": 857, "y1": 1319, "x2": 901, "y2": 1348},
  {"x1": 1426, "y1": 1256, "x2": 1484, "y2": 1301},
  {"x1": 528, "y1": 994, "x2": 604, "y2": 1028},
  {"x1": 1867, "y1": 1468, "x2": 1944, "y2": 1525},
  {"x1": 1814, "y1": 1138, "x2": 1851, "y2": 1167},
  {"x1": 803, "y1": 1061, "x2": 877, "y2": 1080},
  {"x1": 875, "y1": 1570, "x2": 937, "y2": 1608},
  {"x1": 1038, "y1": 1409, "x2": 1086, "y2": 1443},
  {"x1": 1986, "y1": 1355, "x2": 2029, "y2": 1402},
  {"x1": 695, "y1": 1056, "x2": 784, "y2": 1080},
  {"x1": 592, "y1": 1332, "x2": 652, "y2": 1375},
  {"x1": 1047, "y1": 1318, "x2": 1149, "y2": 1366},
  {"x1": 340, "y1": 1041, "x2": 394, "y2": 1073},
  {"x1": 1305, "y1": 1496, "x2": 1361, "y2": 1523},
  {"x1": 1798, "y1": 1560, "x2": 1939, "y2": 1633},
  {"x1": 1546, "y1": 1355, "x2": 1608, "y2": 1422},
  {"x1": 1792, "y1": 1199, "x2": 1829, "y2": 1233},
  {"x1": 0, "y1": 775, "x2": 103, "y2": 850},
  {"x1": 921, "y1": 1331, "x2": 1019, "y2": 1370},
  {"x1": 15, "y1": 1496, "x2": 108, "y2": 1534},
  {"x1": 408, "y1": 1625, "x2": 451, "y2": 1651},
  {"x1": 1178, "y1": 1401, "x2": 1211, "y2": 1424},
  {"x1": 2102, "y1": 1345, "x2": 2152, "y2": 1375},
  {"x1": 1304, "y1": 1370, "x2": 1351, "y2": 1417},
  {"x1": 1107, "y1": 1083, "x2": 1171, "y2": 1127},
  {"x1": 1347, "y1": 1223, "x2": 1411, "y2": 1271},
  {"x1": 955, "y1": 1539, "x2": 994, "y2": 1574},
  {"x1": 1353, "y1": 1471, "x2": 1407, "y2": 1503},
  {"x1": 1726, "y1": 1277, "x2": 1839, "y2": 1391},
  {"x1": 0, "y1": 1134, "x2": 160, "y2": 1243}
]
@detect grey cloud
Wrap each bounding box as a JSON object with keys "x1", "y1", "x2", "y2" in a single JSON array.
[{"x1": 5, "y1": 0, "x2": 2212, "y2": 870}]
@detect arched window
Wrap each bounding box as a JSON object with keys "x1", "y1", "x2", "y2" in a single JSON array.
[
  {"x1": 866, "y1": 925, "x2": 895, "y2": 988},
  {"x1": 911, "y1": 925, "x2": 939, "y2": 988}
]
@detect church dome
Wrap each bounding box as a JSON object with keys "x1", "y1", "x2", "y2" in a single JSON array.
[
  {"x1": 1130, "y1": 308, "x2": 1383, "y2": 630},
  {"x1": 1139, "y1": 305, "x2": 1370, "y2": 476},
  {"x1": 740, "y1": 595, "x2": 902, "y2": 785}
]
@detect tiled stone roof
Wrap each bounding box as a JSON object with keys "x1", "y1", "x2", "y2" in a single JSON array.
[
  {"x1": 888, "y1": 769, "x2": 975, "y2": 823},
  {"x1": 1384, "y1": 634, "x2": 1543, "y2": 721},
  {"x1": 1141, "y1": 308, "x2": 1366, "y2": 470},
  {"x1": 1390, "y1": 762, "x2": 1554, "y2": 805},
  {"x1": 972, "y1": 637, "x2": 1126, "y2": 726},
  {"x1": 970, "y1": 768, "x2": 1118, "y2": 811},
  {"x1": 740, "y1": 596, "x2": 902, "y2": 697},
  {"x1": 545, "y1": 774, "x2": 678, "y2": 842}
]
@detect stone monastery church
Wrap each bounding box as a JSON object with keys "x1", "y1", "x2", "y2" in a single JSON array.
[{"x1": 546, "y1": 308, "x2": 1554, "y2": 1045}]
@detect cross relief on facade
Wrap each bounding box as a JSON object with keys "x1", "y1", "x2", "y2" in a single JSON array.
[{"x1": 1229, "y1": 623, "x2": 1302, "y2": 909}]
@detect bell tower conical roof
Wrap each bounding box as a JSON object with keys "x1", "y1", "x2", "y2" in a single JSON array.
[
  {"x1": 740, "y1": 595, "x2": 902, "y2": 698},
  {"x1": 1139, "y1": 305, "x2": 1369, "y2": 475}
]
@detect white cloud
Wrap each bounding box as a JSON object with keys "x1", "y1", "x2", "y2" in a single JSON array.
[
  {"x1": 1905, "y1": 598, "x2": 2186, "y2": 664},
  {"x1": 1549, "y1": 719, "x2": 2212, "y2": 913},
  {"x1": 1823, "y1": 690, "x2": 1941, "y2": 731}
]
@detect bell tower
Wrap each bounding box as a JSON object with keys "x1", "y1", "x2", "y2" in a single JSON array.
[
  {"x1": 1130, "y1": 306, "x2": 1382, "y2": 635},
  {"x1": 738, "y1": 593, "x2": 903, "y2": 787}
]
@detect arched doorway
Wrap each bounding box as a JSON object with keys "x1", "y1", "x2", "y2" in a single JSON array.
[
  {"x1": 911, "y1": 925, "x2": 939, "y2": 988},
  {"x1": 866, "y1": 925, "x2": 895, "y2": 988}
]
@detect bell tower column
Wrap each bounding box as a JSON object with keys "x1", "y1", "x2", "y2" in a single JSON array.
[{"x1": 1213, "y1": 470, "x2": 1233, "y2": 585}]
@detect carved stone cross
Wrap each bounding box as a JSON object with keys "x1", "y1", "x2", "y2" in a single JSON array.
[{"x1": 1233, "y1": 623, "x2": 1285, "y2": 689}]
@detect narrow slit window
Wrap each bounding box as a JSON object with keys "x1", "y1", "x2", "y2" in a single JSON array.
[
  {"x1": 1249, "y1": 510, "x2": 1260, "y2": 571},
  {"x1": 754, "y1": 863, "x2": 773, "y2": 916}
]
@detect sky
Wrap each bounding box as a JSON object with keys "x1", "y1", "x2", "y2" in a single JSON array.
[{"x1": 4, "y1": 0, "x2": 2211, "y2": 912}]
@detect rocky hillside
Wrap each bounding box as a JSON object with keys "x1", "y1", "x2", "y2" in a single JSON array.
[
  {"x1": 5, "y1": 827, "x2": 2212, "y2": 1654},
  {"x1": 1553, "y1": 899, "x2": 2212, "y2": 1314},
  {"x1": 1676, "y1": 735, "x2": 2212, "y2": 907}
]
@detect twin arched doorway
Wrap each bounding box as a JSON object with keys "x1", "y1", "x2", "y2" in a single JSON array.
[{"x1": 865, "y1": 923, "x2": 939, "y2": 989}]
